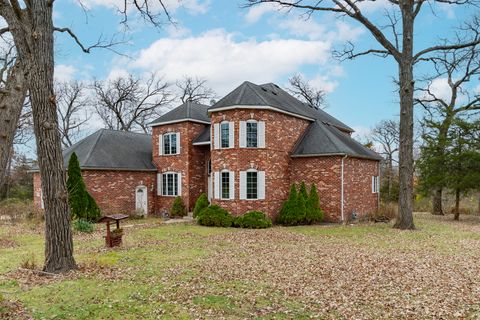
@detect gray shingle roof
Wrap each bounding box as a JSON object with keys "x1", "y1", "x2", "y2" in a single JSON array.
[
  {"x1": 193, "y1": 125, "x2": 211, "y2": 145},
  {"x1": 292, "y1": 121, "x2": 382, "y2": 160},
  {"x1": 209, "y1": 81, "x2": 353, "y2": 132},
  {"x1": 62, "y1": 129, "x2": 156, "y2": 170},
  {"x1": 150, "y1": 101, "x2": 210, "y2": 126}
]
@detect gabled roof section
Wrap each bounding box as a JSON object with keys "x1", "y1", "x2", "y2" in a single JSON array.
[
  {"x1": 292, "y1": 121, "x2": 382, "y2": 161},
  {"x1": 62, "y1": 129, "x2": 156, "y2": 170},
  {"x1": 193, "y1": 125, "x2": 211, "y2": 145},
  {"x1": 150, "y1": 101, "x2": 210, "y2": 126},
  {"x1": 209, "y1": 81, "x2": 353, "y2": 132}
]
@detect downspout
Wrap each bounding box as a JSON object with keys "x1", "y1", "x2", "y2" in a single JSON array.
[{"x1": 341, "y1": 154, "x2": 348, "y2": 222}]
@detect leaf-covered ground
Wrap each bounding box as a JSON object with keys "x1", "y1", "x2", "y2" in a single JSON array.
[{"x1": 1, "y1": 213, "x2": 480, "y2": 319}]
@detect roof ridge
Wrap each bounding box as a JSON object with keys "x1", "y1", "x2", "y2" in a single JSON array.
[
  {"x1": 84, "y1": 129, "x2": 105, "y2": 166},
  {"x1": 247, "y1": 82, "x2": 270, "y2": 106}
]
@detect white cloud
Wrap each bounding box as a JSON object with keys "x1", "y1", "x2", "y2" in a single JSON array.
[
  {"x1": 130, "y1": 29, "x2": 333, "y2": 95},
  {"x1": 55, "y1": 64, "x2": 77, "y2": 82},
  {"x1": 81, "y1": 0, "x2": 210, "y2": 16},
  {"x1": 423, "y1": 78, "x2": 452, "y2": 103},
  {"x1": 244, "y1": 3, "x2": 282, "y2": 24}
]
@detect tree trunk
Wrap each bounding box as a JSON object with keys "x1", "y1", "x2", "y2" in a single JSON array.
[
  {"x1": 454, "y1": 189, "x2": 460, "y2": 221},
  {"x1": 0, "y1": 60, "x2": 27, "y2": 190},
  {"x1": 432, "y1": 188, "x2": 444, "y2": 215},
  {"x1": 387, "y1": 156, "x2": 393, "y2": 200},
  {"x1": 394, "y1": 4, "x2": 415, "y2": 230},
  {"x1": 3, "y1": 2, "x2": 76, "y2": 273}
]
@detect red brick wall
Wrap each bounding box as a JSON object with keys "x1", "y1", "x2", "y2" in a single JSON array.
[
  {"x1": 290, "y1": 156, "x2": 342, "y2": 222},
  {"x1": 33, "y1": 170, "x2": 156, "y2": 215},
  {"x1": 152, "y1": 121, "x2": 209, "y2": 213},
  {"x1": 344, "y1": 157, "x2": 379, "y2": 219},
  {"x1": 210, "y1": 109, "x2": 310, "y2": 218}
]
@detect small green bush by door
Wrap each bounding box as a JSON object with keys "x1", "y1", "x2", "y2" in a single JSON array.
[
  {"x1": 233, "y1": 211, "x2": 272, "y2": 229},
  {"x1": 170, "y1": 196, "x2": 187, "y2": 217},
  {"x1": 277, "y1": 182, "x2": 324, "y2": 225},
  {"x1": 73, "y1": 219, "x2": 94, "y2": 233},
  {"x1": 197, "y1": 205, "x2": 233, "y2": 227},
  {"x1": 67, "y1": 152, "x2": 101, "y2": 222},
  {"x1": 193, "y1": 193, "x2": 209, "y2": 218}
]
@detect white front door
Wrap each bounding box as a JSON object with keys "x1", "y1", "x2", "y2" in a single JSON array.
[{"x1": 135, "y1": 186, "x2": 148, "y2": 216}]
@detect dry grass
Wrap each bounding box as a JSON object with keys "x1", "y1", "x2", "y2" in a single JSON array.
[{"x1": 1, "y1": 213, "x2": 480, "y2": 319}]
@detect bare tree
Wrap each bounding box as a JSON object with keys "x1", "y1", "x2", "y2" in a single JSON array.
[
  {"x1": 287, "y1": 74, "x2": 326, "y2": 109},
  {"x1": 0, "y1": 0, "x2": 172, "y2": 273},
  {"x1": 371, "y1": 119, "x2": 399, "y2": 201},
  {"x1": 56, "y1": 81, "x2": 91, "y2": 148},
  {"x1": 244, "y1": 1, "x2": 480, "y2": 229},
  {"x1": 176, "y1": 76, "x2": 216, "y2": 104},
  {"x1": 0, "y1": 44, "x2": 27, "y2": 192},
  {"x1": 93, "y1": 73, "x2": 172, "y2": 133},
  {"x1": 415, "y1": 42, "x2": 480, "y2": 215}
]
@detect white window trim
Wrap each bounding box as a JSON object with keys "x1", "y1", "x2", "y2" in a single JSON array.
[
  {"x1": 160, "y1": 171, "x2": 182, "y2": 197},
  {"x1": 372, "y1": 176, "x2": 379, "y2": 194},
  {"x1": 240, "y1": 169, "x2": 265, "y2": 201},
  {"x1": 162, "y1": 132, "x2": 181, "y2": 156}
]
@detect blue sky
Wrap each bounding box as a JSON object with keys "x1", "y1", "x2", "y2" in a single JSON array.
[{"x1": 52, "y1": 0, "x2": 477, "y2": 138}]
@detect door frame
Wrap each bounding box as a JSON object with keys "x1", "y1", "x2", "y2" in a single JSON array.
[{"x1": 135, "y1": 185, "x2": 148, "y2": 216}]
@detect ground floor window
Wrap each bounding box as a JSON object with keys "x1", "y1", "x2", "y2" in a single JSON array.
[
  {"x1": 372, "y1": 176, "x2": 379, "y2": 194},
  {"x1": 221, "y1": 172, "x2": 230, "y2": 199},
  {"x1": 162, "y1": 172, "x2": 179, "y2": 196},
  {"x1": 246, "y1": 171, "x2": 258, "y2": 199}
]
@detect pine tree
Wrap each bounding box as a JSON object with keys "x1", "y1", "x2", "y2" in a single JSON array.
[
  {"x1": 306, "y1": 184, "x2": 324, "y2": 224},
  {"x1": 277, "y1": 184, "x2": 298, "y2": 225},
  {"x1": 193, "y1": 193, "x2": 209, "y2": 218},
  {"x1": 295, "y1": 187, "x2": 307, "y2": 225},
  {"x1": 86, "y1": 193, "x2": 101, "y2": 222},
  {"x1": 299, "y1": 181, "x2": 308, "y2": 200},
  {"x1": 66, "y1": 152, "x2": 88, "y2": 220}
]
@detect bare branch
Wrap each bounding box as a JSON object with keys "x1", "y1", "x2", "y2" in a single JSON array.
[
  {"x1": 286, "y1": 73, "x2": 326, "y2": 110},
  {"x1": 176, "y1": 76, "x2": 217, "y2": 104}
]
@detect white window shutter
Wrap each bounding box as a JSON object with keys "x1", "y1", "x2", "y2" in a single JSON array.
[
  {"x1": 177, "y1": 172, "x2": 182, "y2": 196},
  {"x1": 214, "y1": 172, "x2": 220, "y2": 199},
  {"x1": 372, "y1": 176, "x2": 375, "y2": 193},
  {"x1": 229, "y1": 122, "x2": 235, "y2": 148},
  {"x1": 159, "y1": 173, "x2": 163, "y2": 196},
  {"x1": 258, "y1": 171, "x2": 266, "y2": 200},
  {"x1": 229, "y1": 171, "x2": 235, "y2": 199},
  {"x1": 258, "y1": 121, "x2": 265, "y2": 148},
  {"x1": 176, "y1": 133, "x2": 181, "y2": 154},
  {"x1": 239, "y1": 171, "x2": 246, "y2": 200},
  {"x1": 213, "y1": 123, "x2": 220, "y2": 149},
  {"x1": 239, "y1": 121, "x2": 246, "y2": 148},
  {"x1": 159, "y1": 134, "x2": 163, "y2": 155}
]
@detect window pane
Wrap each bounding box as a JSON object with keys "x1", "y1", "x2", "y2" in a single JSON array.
[
  {"x1": 162, "y1": 174, "x2": 167, "y2": 196},
  {"x1": 246, "y1": 122, "x2": 258, "y2": 148},
  {"x1": 246, "y1": 172, "x2": 257, "y2": 199},
  {"x1": 221, "y1": 172, "x2": 230, "y2": 199},
  {"x1": 221, "y1": 123, "x2": 229, "y2": 148},
  {"x1": 171, "y1": 134, "x2": 177, "y2": 154},
  {"x1": 163, "y1": 135, "x2": 170, "y2": 155},
  {"x1": 167, "y1": 174, "x2": 174, "y2": 195},
  {"x1": 174, "y1": 173, "x2": 178, "y2": 196}
]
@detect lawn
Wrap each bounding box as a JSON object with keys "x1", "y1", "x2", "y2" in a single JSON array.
[{"x1": 1, "y1": 213, "x2": 480, "y2": 319}]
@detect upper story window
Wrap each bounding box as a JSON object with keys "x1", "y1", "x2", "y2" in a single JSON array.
[
  {"x1": 213, "y1": 122, "x2": 234, "y2": 149},
  {"x1": 159, "y1": 132, "x2": 180, "y2": 155},
  {"x1": 246, "y1": 121, "x2": 258, "y2": 148},
  {"x1": 221, "y1": 122, "x2": 230, "y2": 148},
  {"x1": 239, "y1": 120, "x2": 265, "y2": 148}
]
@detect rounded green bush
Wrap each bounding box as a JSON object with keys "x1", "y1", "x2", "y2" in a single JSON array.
[
  {"x1": 73, "y1": 219, "x2": 94, "y2": 233},
  {"x1": 193, "y1": 193, "x2": 209, "y2": 218},
  {"x1": 197, "y1": 205, "x2": 233, "y2": 227},
  {"x1": 233, "y1": 211, "x2": 272, "y2": 229}
]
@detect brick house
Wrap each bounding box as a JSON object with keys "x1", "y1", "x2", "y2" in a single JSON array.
[{"x1": 33, "y1": 81, "x2": 381, "y2": 222}]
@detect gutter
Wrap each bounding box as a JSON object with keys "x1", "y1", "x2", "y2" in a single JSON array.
[{"x1": 341, "y1": 154, "x2": 348, "y2": 222}]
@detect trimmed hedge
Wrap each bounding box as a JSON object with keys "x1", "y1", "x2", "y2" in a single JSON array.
[
  {"x1": 193, "y1": 193, "x2": 209, "y2": 218},
  {"x1": 197, "y1": 205, "x2": 233, "y2": 227},
  {"x1": 276, "y1": 182, "x2": 324, "y2": 225},
  {"x1": 233, "y1": 211, "x2": 272, "y2": 229},
  {"x1": 170, "y1": 196, "x2": 187, "y2": 217}
]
